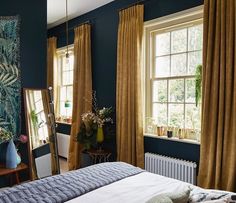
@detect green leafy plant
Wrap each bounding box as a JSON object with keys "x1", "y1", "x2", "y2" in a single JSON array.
[
  {"x1": 31, "y1": 110, "x2": 39, "y2": 128},
  {"x1": 0, "y1": 127, "x2": 12, "y2": 143},
  {"x1": 195, "y1": 64, "x2": 202, "y2": 107},
  {"x1": 77, "y1": 121, "x2": 97, "y2": 150}
]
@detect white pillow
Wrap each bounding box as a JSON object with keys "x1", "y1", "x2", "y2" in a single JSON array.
[
  {"x1": 166, "y1": 188, "x2": 191, "y2": 203},
  {"x1": 146, "y1": 194, "x2": 173, "y2": 203},
  {"x1": 146, "y1": 188, "x2": 190, "y2": 203}
]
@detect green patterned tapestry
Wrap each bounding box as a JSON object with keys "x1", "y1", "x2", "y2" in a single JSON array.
[{"x1": 0, "y1": 16, "x2": 20, "y2": 144}]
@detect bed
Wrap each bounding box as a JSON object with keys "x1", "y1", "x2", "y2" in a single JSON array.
[{"x1": 0, "y1": 162, "x2": 234, "y2": 203}]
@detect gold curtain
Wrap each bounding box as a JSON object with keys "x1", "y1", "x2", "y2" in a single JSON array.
[
  {"x1": 68, "y1": 24, "x2": 92, "y2": 170},
  {"x1": 47, "y1": 37, "x2": 58, "y2": 175},
  {"x1": 198, "y1": 0, "x2": 236, "y2": 192},
  {"x1": 41, "y1": 90, "x2": 58, "y2": 175},
  {"x1": 47, "y1": 37, "x2": 59, "y2": 116},
  {"x1": 116, "y1": 5, "x2": 144, "y2": 168}
]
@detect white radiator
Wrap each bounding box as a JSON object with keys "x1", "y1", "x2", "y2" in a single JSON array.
[
  {"x1": 145, "y1": 152, "x2": 197, "y2": 185},
  {"x1": 57, "y1": 133, "x2": 70, "y2": 158},
  {"x1": 35, "y1": 154, "x2": 52, "y2": 178}
]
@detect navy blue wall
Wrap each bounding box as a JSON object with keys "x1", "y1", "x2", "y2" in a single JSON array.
[
  {"x1": 48, "y1": 0, "x2": 202, "y2": 164},
  {"x1": 0, "y1": 0, "x2": 47, "y2": 187}
]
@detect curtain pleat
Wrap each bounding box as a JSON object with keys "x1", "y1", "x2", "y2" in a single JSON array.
[
  {"x1": 68, "y1": 24, "x2": 92, "y2": 170},
  {"x1": 116, "y1": 5, "x2": 144, "y2": 168},
  {"x1": 47, "y1": 37, "x2": 58, "y2": 175},
  {"x1": 47, "y1": 37, "x2": 59, "y2": 116},
  {"x1": 198, "y1": 0, "x2": 236, "y2": 192}
]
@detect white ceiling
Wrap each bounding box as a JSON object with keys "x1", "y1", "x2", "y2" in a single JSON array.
[{"x1": 47, "y1": 0, "x2": 114, "y2": 28}]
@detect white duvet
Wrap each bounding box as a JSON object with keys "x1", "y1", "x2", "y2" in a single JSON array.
[{"x1": 66, "y1": 172, "x2": 194, "y2": 203}]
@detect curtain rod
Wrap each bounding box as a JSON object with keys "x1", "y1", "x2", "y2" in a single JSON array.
[
  {"x1": 118, "y1": 0, "x2": 146, "y2": 12},
  {"x1": 50, "y1": 19, "x2": 93, "y2": 35},
  {"x1": 68, "y1": 20, "x2": 92, "y2": 32}
]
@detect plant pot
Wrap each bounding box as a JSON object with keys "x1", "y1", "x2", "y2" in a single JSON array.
[
  {"x1": 167, "y1": 131, "x2": 173, "y2": 138},
  {"x1": 6, "y1": 139, "x2": 18, "y2": 169},
  {"x1": 80, "y1": 150, "x2": 92, "y2": 168}
]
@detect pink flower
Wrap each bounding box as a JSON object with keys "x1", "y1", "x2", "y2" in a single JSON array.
[{"x1": 19, "y1": 134, "x2": 28, "y2": 143}]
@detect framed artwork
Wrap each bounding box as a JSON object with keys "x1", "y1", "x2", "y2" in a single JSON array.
[{"x1": 0, "y1": 16, "x2": 21, "y2": 144}]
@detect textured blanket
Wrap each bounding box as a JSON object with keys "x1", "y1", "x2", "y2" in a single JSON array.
[{"x1": 0, "y1": 162, "x2": 144, "y2": 203}]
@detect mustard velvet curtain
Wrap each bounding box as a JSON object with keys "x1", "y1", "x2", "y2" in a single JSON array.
[
  {"x1": 68, "y1": 24, "x2": 92, "y2": 170},
  {"x1": 47, "y1": 37, "x2": 58, "y2": 175},
  {"x1": 47, "y1": 37, "x2": 59, "y2": 116},
  {"x1": 47, "y1": 37, "x2": 56, "y2": 87},
  {"x1": 198, "y1": 0, "x2": 236, "y2": 192},
  {"x1": 116, "y1": 5, "x2": 144, "y2": 168}
]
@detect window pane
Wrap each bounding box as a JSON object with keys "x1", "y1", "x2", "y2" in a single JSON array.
[
  {"x1": 40, "y1": 112, "x2": 46, "y2": 125},
  {"x1": 33, "y1": 91, "x2": 42, "y2": 102},
  {"x1": 188, "y1": 24, "x2": 203, "y2": 51},
  {"x1": 62, "y1": 71, "x2": 73, "y2": 85},
  {"x1": 35, "y1": 100, "x2": 43, "y2": 113},
  {"x1": 67, "y1": 104, "x2": 73, "y2": 117},
  {"x1": 66, "y1": 86, "x2": 73, "y2": 102},
  {"x1": 60, "y1": 87, "x2": 66, "y2": 101},
  {"x1": 156, "y1": 32, "x2": 170, "y2": 56},
  {"x1": 188, "y1": 51, "x2": 202, "y2": 75},
  {"x1": 62, "y1": 57, "x2": 70, "y2": 71},
  {"x1": 186, "y1": 78, "x2": 195, "y2": 103},
  {"x1": 60, "y1": 101, "x2": 66, "y2": 117},
  {"x1": 69, "y1": 70, "x2": 73, "y2": 84},
  {"x1": 62, "y1": 71, "x2": 70, "y2": 85},
  {"x1": 69, "y1": 55, "x2": 74, "y2": 70},
  {"x1": 169, "y1": 79, "x2": 184, "y2": 102},
  {"x1": 171, "y1": 53, "x2": 187, "y2": 76},
  {"x1": 153, "y1": 80, "x2": 167, "y2": 102},
  {"x1": 153, "y1": 103, "x2": 167, "y2": 126},
  {"x1": 168, "y1": 104, "x2": 184, "y2": 127},
  {"x1": 155, "y1": 56, "x2": 170, "y2": 77},
  {"x1": 185, "y1": 104, "x2": 201, "y2": 130},
  {"x1": 171, "y1": 29, "x2": 187, "y2": 54}
]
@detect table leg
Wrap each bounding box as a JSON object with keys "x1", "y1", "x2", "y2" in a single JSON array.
[{"x1": 15, "y1": 172, "x2": 20, "y2": 184}]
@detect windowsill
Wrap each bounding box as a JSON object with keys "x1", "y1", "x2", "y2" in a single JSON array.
[
  {"x1": 144, "y1": 133, "x2": 200, "y2": 145},
  {"x1": 56, "y1": 121, "x2": 71, "y2": 125}
]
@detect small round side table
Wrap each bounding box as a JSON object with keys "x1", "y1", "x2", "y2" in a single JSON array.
[{"x1": 87, "y1": 149, "x2": 112, "y2": 164}]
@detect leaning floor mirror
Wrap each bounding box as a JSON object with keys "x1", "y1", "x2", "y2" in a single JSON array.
[{"x1": 23, "y1": 88, "x2": 60, "y2": 180}]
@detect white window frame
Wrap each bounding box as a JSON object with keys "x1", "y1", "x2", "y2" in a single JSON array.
[
  {"x1": 56, "y1": 45, "x2": 74, "y2": 123},
  {"x1": 143, "y1": 6, "x2": 203, "y2": 142},
  {"x1": 27, "y1": 90, "x2": 49, "y2": 148}
]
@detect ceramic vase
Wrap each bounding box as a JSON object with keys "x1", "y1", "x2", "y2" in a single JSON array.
[
  {"x1": 6, "y1": 139, "x2": 18, "y2": 169},
  {"x1": 16, "y1": 152, "x2": 21, "y2": 165},
  {"x1": 96, "y1": 127, "x2": 104, "y2": 143}
]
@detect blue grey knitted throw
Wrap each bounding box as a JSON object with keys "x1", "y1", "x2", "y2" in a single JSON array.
[{"x1": 0, "y1": 162, "x2": 144, "y2": 203}]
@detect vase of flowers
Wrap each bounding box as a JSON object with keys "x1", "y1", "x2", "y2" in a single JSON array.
[
  {"x1": 77, "y1": 92, "x2": 113, "y2": 151},
  {"x1": 77, "y1": 112, "x2": 98, "y2": 150},
  {"x1": 0, "y1": 127, "x2": 28, "y2": 168},
  {"x1": 0, "y1": 127, "x2": 17, "y2": 169}
]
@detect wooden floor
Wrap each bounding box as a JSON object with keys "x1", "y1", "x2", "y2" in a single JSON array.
[{"x1": 59, "y1": 157, "x2": 69, "y2": 174}]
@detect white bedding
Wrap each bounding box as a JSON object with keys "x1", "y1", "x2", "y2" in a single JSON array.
[{"x1": 66, "y1": 172, "x2": 194, "y2": 203}]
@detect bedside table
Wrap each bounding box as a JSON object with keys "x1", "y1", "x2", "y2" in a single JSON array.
[
  {"x1": 0, "y1": 163, "x2": 28, "y2": 185},
  {"x1": 87, "y1": 149, "x2": 112, "y2": 164}
]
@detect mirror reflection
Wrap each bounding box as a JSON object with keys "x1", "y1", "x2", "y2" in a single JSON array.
[{"x1": 24, "y1": 89, "x2": 60, "y2": 180}]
